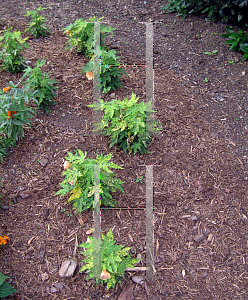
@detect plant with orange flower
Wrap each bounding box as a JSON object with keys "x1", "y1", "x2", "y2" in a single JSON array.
[
  {"x1": 82, "y1": 48, "x2": 127, "y2": 93},
  {"x1": 0, "y1": 81, "x2": 36, "y2": 143},
  {"x1": 78, "y1": 228, "x2": 141, "y2": 290}
]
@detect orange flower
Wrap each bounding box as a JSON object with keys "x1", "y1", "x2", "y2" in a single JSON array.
[
  {"x1": 0, "y1": 235, "x2": 10, "y2": 246},
  {"x1": 86, "y1": 71, "x2": 94, "y2": 80},
  {"x1": 66, "y1": 30, "x2": 70, "y2": 35},
  {"x1": 3, "y1": 86, "x2": 11, "y2": 92},
  {"x1": 64, "y1": 161, "x2": 71, "y2": 170},
  {"x1": 100, "y1": 270, "x2": 111, "y2": 280},
  {"x1": 6, "y1": 111, "x2": 16, "y2": 119}
]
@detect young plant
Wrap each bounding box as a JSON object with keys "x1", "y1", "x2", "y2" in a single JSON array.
[
  {"x1": 78, "y1": 228, "x2": 140, "y2": 290},
  {"x1": 204, "y1": 49, "x2": 218, "y2": 55},
  {"x1": 136, "y1": 176, "x2": 143, "y2": 183},
  {"x1": 54, "y1": 151, "x2": 125, "y2": 213},
  {"x1": 0, "y1": 271, "x2": 18, "y2": 298},
  {"x1": 21, "y1": 59, "x2": 58, "y2": 112},
  {"x1": 63, "y1": 16, "x2": 115, "y2": 58},
  {"x1": 24, "y1": 7, "x2": 51, "y2": 38},
  {"x1": 0, "y1": 28, "x2": 30, "y2": 73},
  {"x1": 221, "y1": 26, "x2": 248, "y2": 61},
  {"x1": 82, "y1": 48, "x2": 127, "y2": 93},
  {"x1": 0, "y1": 83, "x2": 36, "y2": 142},
  {"x1": 88, "y1": 93, "x2": 162, "y2": 155}
]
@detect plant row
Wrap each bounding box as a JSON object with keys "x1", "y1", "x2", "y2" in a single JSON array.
[{"x1": 0, "y1": 9, "x2": 158, "y2": 292}]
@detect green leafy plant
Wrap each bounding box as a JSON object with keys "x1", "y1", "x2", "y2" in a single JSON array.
[
  {"x1": 161, "y1": 0, "x2": 248, "y2": 27},
  {"x1": 21, "y1": 59, "x2": 58, "y2": 112},
  {"x1": 82, "y1": 48, "x2": 127, "y2": 93},
  {"x1": 203, "y1": 77, "x2": 209, "y2": 82},
  {"x1": 0, "y1": 134, "x2": 16, "y2": 162},
  {"x1": 63, "y1": 16, "x2": 115, "y2": 58},
  {"x1": 88, "y1": 93, "x2": 162, "y2": 155},
  {"x1": 204, "y1": 49, "x2": 218, "y2": 55},
  {"x1": 0, "y1": 28, "x2": 30, "y2": 73},
  {"x1": 0, "y1": 271, "x2": 18, "y2": 298},
  {"x1": 24, "y1": 7, "x2": 51, "y2": 38},
  {"x1": 54, "y1": 151, "x2": 125, "y2": 213},
  {"x1": 0, "y1": 83, "x2": 36, "y2": 142},
  {"x1": 221, "y1": 26, "x2": 248, "y2": 61},
  {"x1": 136, "y1": 176, "x2": 143, "y2": 183},
  {"x1": 78, "y1": 228, "x2": 140, "y2": 290}
]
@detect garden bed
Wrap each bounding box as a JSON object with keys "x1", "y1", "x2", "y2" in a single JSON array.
[{"x1": 0, "y1": 1, "x2": 248, "y2": 299}]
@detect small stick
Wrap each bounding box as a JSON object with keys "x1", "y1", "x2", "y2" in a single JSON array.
[{"x1": 125, "y1": 267, "x2": 146, "y2": 271}]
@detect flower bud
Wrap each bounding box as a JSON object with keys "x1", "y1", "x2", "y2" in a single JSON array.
[{"x1": 64, "y1": 161, "x2": 71, "y2": 169}]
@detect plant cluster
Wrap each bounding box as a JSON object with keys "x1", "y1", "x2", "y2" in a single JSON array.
[
  {"x1": 21, "y1": 58, "x2": 58, "y2": 112},
  {"x1": 63, "y1": 16, "x2": 115, "y2": 58},
  {"x1": 54, "y1": 151, "x2": 125, "y2": 213},
  {"x1": 24, "y1": 7, "x2": 51, "y2": 38},
  {"x1": 221, "y1": 26, "x2": 248, "y2": 60},
  {"x1": 0, "y1": 28, "x2": 30, "y2": 73},
  {"x1": 161, "y1": 0, "x2": 248, "y2": 27},
  {"x1": 88, "y1": 93, "x2": 162, "y2": 154},
  {"x1": 82, "y1": 48, "x2": 127, "y2": 93},
  {"x1": 78, "y1": 229, "x2": 140, "y2": 290}
]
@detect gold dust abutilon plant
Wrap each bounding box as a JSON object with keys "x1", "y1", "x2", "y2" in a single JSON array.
[
  {"x1": 63, "y1": 16, "x2": 115, "y2": 58},
  {"x1": 82, "y1": 48, "x2": 127, "y2": 93},
  {"x1": 88, "y1": 93, "x2": 162, "y2": 154},
  {"x1": 54, "y1": 151, "x2": 125, "y2": 212},
  {"x1": 78, "y1": 228, "x2": 141, "y2": 290}
]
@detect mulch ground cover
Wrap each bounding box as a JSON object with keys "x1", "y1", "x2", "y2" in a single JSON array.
[{"x1": 0, "y1": 1, "x2": 248, "y2": 299}]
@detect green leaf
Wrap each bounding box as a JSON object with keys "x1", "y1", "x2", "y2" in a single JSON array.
[{"x1": 0, "y1": 272, "x2": 18, "y2": 297}]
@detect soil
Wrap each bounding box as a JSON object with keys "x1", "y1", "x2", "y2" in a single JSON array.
[{"x1": 0, "y1": 1, "x2": 248, "y2": 300}]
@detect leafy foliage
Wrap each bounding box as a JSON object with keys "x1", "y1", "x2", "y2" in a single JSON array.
[
  {"x1": 161, "y1": 0, "x2": 248, "y2": 27},
  {"x1": 0, "y1": 28, "x2": 30, "y2": 73},
  {"x1": 221, "y1": 26, "x2": 248, "y2": 60},
  {"x1": 54, "y1": 151, "x2": 125, "y2": 213},
  {"x1": 24, "y1": 7, "x2": 51, "y2": 38},
  {"x1": 82, "y1": 48, "x2": 127, "y2": 93},
  {"x1": 63, "y1": 16, "x2": 115, "y2": 58},
  {"x1": 0, "y1": 135, "x2": 16, "y2": 163},
  {"x1": 0, "y1": 82, "x2": 36, "y2": 142},
  {"x1": 0, "y1": 271, "x2": 18, "y2": 298},
  {"x1": 21, "y1": 59, "x2": 58, "y2": 112},
  {"x1": 88, "y1": 93, "x2": 162, "y2": 155},
  {"x1": 78, "y1": 228, "x2": 140, "y2": 290}
]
